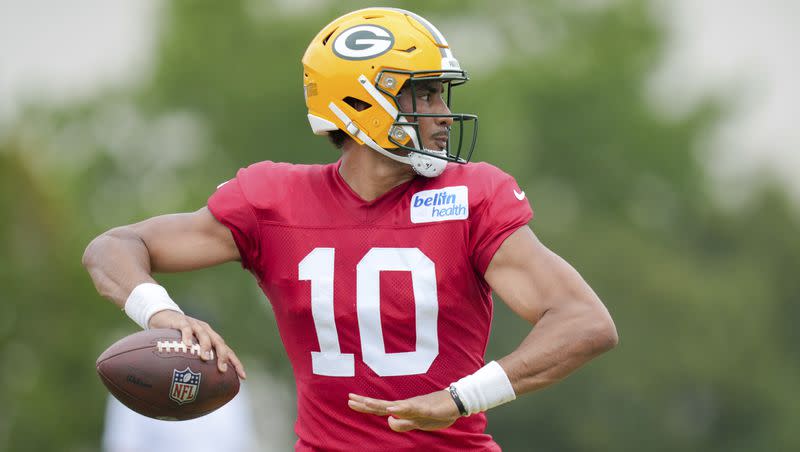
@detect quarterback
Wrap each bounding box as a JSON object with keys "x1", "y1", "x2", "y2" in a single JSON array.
[{"x1": 83, "y1": 8, "x2": 617, "y2": 451}]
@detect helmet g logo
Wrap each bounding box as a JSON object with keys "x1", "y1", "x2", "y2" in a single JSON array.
[{"x1": 332, "y1": 25, "x2": 395, "y2": 60}]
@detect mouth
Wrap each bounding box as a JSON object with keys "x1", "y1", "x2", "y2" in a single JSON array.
[{"x1": 432, "y1": 133, "x2": 449, "y2": 151}]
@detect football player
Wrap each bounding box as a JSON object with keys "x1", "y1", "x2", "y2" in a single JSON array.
[{"x1": 83, "y1": 8, "x2": 617, "y2": 451}]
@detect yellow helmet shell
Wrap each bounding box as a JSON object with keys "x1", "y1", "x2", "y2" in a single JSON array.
[{"x1": 302, "y1": 8, "x2": 462, "y2": 149}]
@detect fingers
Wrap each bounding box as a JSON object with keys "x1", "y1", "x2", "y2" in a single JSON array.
[
  {"x1": 192, "y1": 320, "x2": 214, "y2": 361},
  {"x1": 163, "y1": 313, "x2": 247, "y2": 379},
  {"x1": 388, "y1": 417, "x2": 418, "y2": 432},
  {"x1": 389, "y1": 390, "x2": 460, "y2": 420},
  {"x1": 347, "y1": 394, "x2": 394, "y2": 416},
  {"x1": 149, "y1": 310, "x2": 246, "y2": 378},
  {"x1": 209, "y1": 331, "x2": 229, "y2": 372},
  {"x1": 226, "y1": 351, "x2": 247, "y2": 380},
  {"x1": 348, "y1": 395, "x2": 430, "y2": 419},
  {"x1": 350, "y1": 391, "x2": 462, "y2": 435},
  {"x1": 347, "y1": 396, "x2": 420, "y2": 432},
  {"x1": 349, "y1": 393, "x2": 458, "y2": 433},
  {"x1": 386, "y1": 402, "x2": 426, "y2": 418},
  {"x1": 388, "y1": 416, "x2": 455, "y2": 432},
  {"x1": 160, "y1": 311, "x2": 200, "y2": 352},
  {"x1": 209, "y1": 329, "x2": 248, "y2": 379},
  {"x1": 179, "y1": 325, "x2": 195, "y2": 350}
]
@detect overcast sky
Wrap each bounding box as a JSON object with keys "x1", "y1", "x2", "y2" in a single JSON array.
[{"x1": 1, "y1": 0, "x2": 797, "y2": 202}]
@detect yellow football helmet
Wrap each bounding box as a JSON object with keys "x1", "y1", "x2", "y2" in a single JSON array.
[{"x1": 302, "y1": 8, "x2": 478, "y2": 177}]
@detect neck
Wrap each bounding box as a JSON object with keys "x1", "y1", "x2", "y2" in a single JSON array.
[{"x1": 338, "y1": 143, "x2": 415, "y2": 202}]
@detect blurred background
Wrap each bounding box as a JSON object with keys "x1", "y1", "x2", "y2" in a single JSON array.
[{"x1": 1, "y1": 0, "x2": 798, "y2": 450}]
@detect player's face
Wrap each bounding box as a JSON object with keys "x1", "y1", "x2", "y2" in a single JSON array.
[{"x1": 397, "y1": 81, "x2": 454, "y2": 152}]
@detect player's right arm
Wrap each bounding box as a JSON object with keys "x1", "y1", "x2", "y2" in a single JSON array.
[{"x1": 82, "y1": 207, "x2": 246, "y2": 379}]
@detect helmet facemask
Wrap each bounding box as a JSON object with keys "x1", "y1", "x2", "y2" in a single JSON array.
[{"x1": 377, "y1": 69, "x2": 478, "y2": 166}]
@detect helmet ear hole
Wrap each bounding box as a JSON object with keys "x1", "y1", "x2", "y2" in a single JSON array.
[{"x1": 343, "y1": 97, "x2": 372, "y2": 112}]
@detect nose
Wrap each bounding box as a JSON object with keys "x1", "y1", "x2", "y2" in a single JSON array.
[{"x1": 434, "y1": 98, "x2": 454, "y2": 127}]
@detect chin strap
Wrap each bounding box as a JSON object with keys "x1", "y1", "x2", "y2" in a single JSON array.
[{"x1": 327, "y1": 101, "x2": 446, "y2": 177}]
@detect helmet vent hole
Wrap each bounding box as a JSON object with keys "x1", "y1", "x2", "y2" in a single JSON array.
[
  {"x1": 363, "y1": 15, "x2": 383, "y2": 20},
  {"x1": 400, "y1": 46, "x2": 417, "y2": 53},
  {"x1": 322, "y1": 28, "x2": 337, "y2": 46},
  {"x1": 343, "y1": 97, "x2": 372, "y2": 111}
]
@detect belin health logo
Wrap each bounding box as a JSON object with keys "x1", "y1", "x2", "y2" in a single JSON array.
[{"x1": 410, "y1": 186, "x2": 469, "y2": 223}]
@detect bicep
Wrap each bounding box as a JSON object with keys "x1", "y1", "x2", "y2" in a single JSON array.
[
  {"x1": 125, "y1": 207, "x2": 241, "y2": 272},
  {"x1": 484, "y1": 226, "x2": 603, "y2": 324}
]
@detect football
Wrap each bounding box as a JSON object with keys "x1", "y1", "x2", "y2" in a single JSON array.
[{"x1": 96, "y1": 328, "x2": 240, "y2": 421}]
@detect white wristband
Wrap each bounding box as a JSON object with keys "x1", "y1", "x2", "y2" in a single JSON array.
[
  {"x1": 123, "y1": 283, "x2": 184, "y2": 329},
  {"x1": 450, "y1": 361, "x2": 516, "y2": 415}
]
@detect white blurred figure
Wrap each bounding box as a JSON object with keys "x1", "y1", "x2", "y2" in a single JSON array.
[{"x1": 102, "y1": 384, "x2": 256, "y2": 452}]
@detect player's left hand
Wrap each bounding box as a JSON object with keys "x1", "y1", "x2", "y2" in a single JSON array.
[{"x1": 348, "y1": 390, "x2": 461, "y2": 432}]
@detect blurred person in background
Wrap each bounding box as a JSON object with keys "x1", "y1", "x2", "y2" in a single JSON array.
[
  {"x1": 83, "y1": 7, "x2": 617, "y2": 451},
  {"x1": 102, "y1": 386, "x2": 256, "y2": 452}
]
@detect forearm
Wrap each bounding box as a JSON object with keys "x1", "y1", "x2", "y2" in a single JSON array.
[
  {"x1": 498, "y1": 303, "x2": 618, "y2": 395},
  {"x1": 82, "y1": 227, "x2": 156, "y2": 308}
]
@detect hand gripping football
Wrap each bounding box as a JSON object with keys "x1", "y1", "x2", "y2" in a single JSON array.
[{"x1": 96, "y1": 329, "x2": 240, "y2": 420}]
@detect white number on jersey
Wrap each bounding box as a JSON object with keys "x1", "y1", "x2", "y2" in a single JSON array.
[
  {"x1": 299, "y1": 247, "x2": 439, "y2": 377},
  {"x1": 299, "y1": 248, "x2": 355, "y2": 376}
]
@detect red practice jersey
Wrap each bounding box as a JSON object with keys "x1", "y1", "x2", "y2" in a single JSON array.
[{"x1": 208, "y1": 160, "x2": 532, "y2": 451}]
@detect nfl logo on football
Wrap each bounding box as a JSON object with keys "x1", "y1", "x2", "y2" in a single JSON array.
[{"x1": 169, "y1": 367, "x2": 201, "y2": 405}]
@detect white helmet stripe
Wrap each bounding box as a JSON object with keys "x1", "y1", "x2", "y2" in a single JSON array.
[
  {"x1": 358, "y1": 75, "x2": 398, "y2": 118},
  {"x1": 327, "y1": 101, "x2": 445, "y2": 177},
  {"x1": 327, "y1": 101, "x2": 411, "y2": 166}
]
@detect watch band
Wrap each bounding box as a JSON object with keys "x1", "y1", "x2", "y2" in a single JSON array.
[{"x1": 448, "y1": 385, "x2": 468, "y2": 416}]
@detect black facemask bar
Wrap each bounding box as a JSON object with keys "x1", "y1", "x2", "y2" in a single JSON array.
[{"x1": 375, "y1": 69, "x2": 479, "y2": 164}]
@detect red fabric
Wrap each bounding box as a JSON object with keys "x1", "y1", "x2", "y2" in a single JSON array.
[
  {"x1": 466, "y1": 162, "x2": 535, "y2": 274},
  {"x1": 207, "y1": 160, "x2": 532, "y2": 451},
  {"x1": 206, "y1": 176, "x2": 260, "y2": 270}
]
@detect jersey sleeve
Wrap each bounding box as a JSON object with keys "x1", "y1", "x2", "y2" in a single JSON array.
[
  {"x1": 469, "y1": 166, "x2": 533, "y2": 274},
  {"x1": 207, "y1": 170, "x2": 260, "y2": 270}
]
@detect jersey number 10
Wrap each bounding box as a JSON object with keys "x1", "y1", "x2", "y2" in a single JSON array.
[{"x1": 299, "y1": 247, "x2": 439, "y2": 377}]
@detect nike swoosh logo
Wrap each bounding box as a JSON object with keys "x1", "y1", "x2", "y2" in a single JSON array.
[{"x1": 514, "y1": 189, "x2": 525, "y2": 200}]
